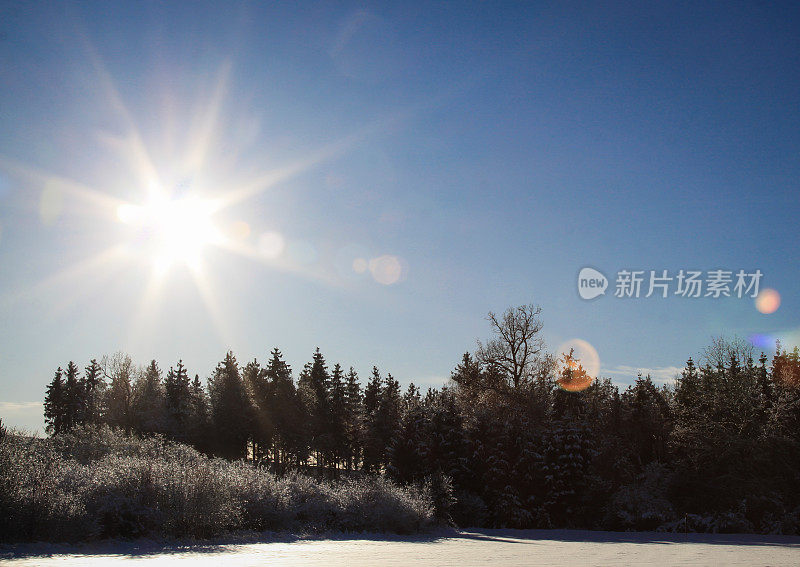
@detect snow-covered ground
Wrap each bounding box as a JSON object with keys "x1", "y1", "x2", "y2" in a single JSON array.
[{"x1": 3, "y1": 529, "x2": 800, "y2": 566}]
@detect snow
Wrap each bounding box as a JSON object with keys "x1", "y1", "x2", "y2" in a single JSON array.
[{"x1": 3, "y1": 529, "x2": 800, "y2": 566}]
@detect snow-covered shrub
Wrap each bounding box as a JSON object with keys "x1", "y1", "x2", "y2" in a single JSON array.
[
  {"x1": 333, "y1": 475, "x2": 433, "y2": 534},
  {"x1": 451, "y1": 490, "x2": 488, "y2": 528},
  {"x1": 606, "y1": 462, "x2": 675, "y2": 531},
  {"x1": 0, "y1": 428, "x2": 435, "y2": 543}
]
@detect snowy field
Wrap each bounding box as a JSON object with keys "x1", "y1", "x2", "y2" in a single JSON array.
[{"x1": 3, "y1": 529, "x2": 800, "y2": 566}]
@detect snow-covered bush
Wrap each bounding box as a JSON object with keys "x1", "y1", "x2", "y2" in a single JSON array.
[
  {"x1": 606, "y1": 463, "x2": 675, "y2": 531},
  {"x1": 0, "y1": 428, "x2": 435, "y2": 543}
]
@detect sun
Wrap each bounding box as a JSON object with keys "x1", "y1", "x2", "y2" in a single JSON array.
[{"x1": 117, "y1": 192, "x2": 221, "y2": 274}]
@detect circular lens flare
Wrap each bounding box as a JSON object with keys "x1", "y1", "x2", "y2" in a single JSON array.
[
  {"x1": 258, "y1": 231, "x2": 285, "y2": 259},
  {"x1": 352, "y1": 257, "x2": 368, "y2": 274},
  {"x1": 369, "y1": 255, "x2": 404, "y2": 285},
  {"x1": 755, "y1": 288, "x2": 780, "y2": 314},
  {"x1": 555, "y1": 338, "x2": 600, "y2": 392}
]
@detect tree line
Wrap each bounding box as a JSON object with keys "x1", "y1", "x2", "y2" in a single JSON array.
[{"x1": 42, "y1": 305, "x2": 800, "y2": 531}]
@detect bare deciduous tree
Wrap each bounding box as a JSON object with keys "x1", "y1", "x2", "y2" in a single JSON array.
[{"x1": 476, "y1": 304, "x2": 546, "y2": 390}]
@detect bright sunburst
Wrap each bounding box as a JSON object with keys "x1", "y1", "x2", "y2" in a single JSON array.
[{"x1": 116, "y1": 191, "x2": 221, "y2": 274}]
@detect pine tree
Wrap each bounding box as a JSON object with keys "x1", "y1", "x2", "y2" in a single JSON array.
[
  {"x1": 343, "y1": 367, "x2": 363, "y2": 469},
  {"x1": 242, "y1": 358, "x2": 271, "y2": 462},
  {"x1": 104, "y1": 353, "x2": 135, "y2": 433},
  {"x1": 132, "y1": 360, "x2": 167, "y2": 435},
  {"x1": 298, "y1": 348, "x2": 333, "y2": 467},
  {"x1": 63, "y1": 361, "x2": 84, "y2": 432},
  {"x1": 208, "y1": 351, "x2": 252, "y2": 460},
  {"x1": 164, "y1": 360, "x2": 192, "y2": 441},
  {"x1": 187, "y1": 373, "x2": 211, "y2": 452},
  {"x1": 387, "y1": 384, "x2": 427, "y2": 483},
  {"x1": 328, "y1": 363, "x2": 348, "y2": 469},
  {"x1": 83, "y1": 359, "x2": 105, "y2": 427},
  {"x1": 375, "y1": 372, "x2": 402, "y2": 470},
  {"x1": 361, "y1": 366, "x2": 384, "y2": 472},
  {"x1": 44, "y1": 367, "x2": 66, "y2": 435},
  {"x1": 265, "y1": 348, "x2": 305, "y2": 470}
]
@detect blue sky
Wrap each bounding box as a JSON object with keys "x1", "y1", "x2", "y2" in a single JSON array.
[{"x1": 1, "y1": 2, "x2": 799, "y2": 431}]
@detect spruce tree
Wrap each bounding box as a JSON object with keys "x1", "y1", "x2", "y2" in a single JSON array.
[
  {"x1": 265, "y1": 348, "x2": 305, "y2": 470},
  {"x1": 298, "y1": 348, "x2": 333, "y2": 467},
  {"x1": 187, "y1": 373, "x2": 211, "y2": 452},
  {"x1": 361, "y1": 366, "x2": 384, "y2": 472},
  {"x1": 63, "y1": 361, "x2": 84, "y2": 432},
  {"x1": 243, "y1": 358, "x2": 272, "y2": 462},
  {"x1": 83, "y1": 359, "x2": 105, "y2": 427},
  {"x1": 44, "y1": 367, "x2": 66, "y2": 435},
  {"x1": 104, "y1": 353, "x2": 135, "y2": 434},
  {"x1": 164, "y1": 360, "x2": 192, "y2": 440},
  {"x1": 132, "y1": 360, "x2": 167, "y2": 435},
  {"x1": 209, "y1": 351, "x2": 252, "y2": 459},
  {"x1": 343, "y1": 367, "x2": 363, "y2": 469}
]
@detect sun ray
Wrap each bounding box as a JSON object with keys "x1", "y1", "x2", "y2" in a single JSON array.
[
  {"x1": 212, "y1": 237, "x2": 341, "y2": 287},
  {"x1": 213, "y1": 110, "x2": 409, "y2": 213},
  {"x1": 184, "y1": 60, "x2": 233, "y2": 174},
  {"x1": 125, "y1": 262, "x2": 168, "y2": 351},
  {"x1": 0, "y1": 156, "x2": 127, "y2": 214},
  {"x1": 78, "y1": 33, "x2": 162, "y2": 190},
  {"x1": 1, "y1": 244, "x2": 129, "y2": 313},
  {"x1": 188, "y1": 262, "x2": 237, "y2": 348}
]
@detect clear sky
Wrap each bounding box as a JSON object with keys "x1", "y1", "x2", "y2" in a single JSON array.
[{"x1": 1, "y1": 1, "x2": 798, "y2": 432}]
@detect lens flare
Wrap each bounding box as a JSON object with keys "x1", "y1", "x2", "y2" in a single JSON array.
[
  {"x1": 748, "y1": 333, "x2": 775, "y2": 349},
  {"x1": 369, "y1": 255, "x2": 404, "y2": 285},
  {"x1": 555, "y1": 338, "x2": 600, "y2": 391},
  {"x1": 258, "y1": 231, "x2": 285, "y2": 259},
  {"x1": 352, "y1": 257, "x2": 368, "y2": 274},
  {"x1": 230, "y1": 220, "x2": 251, "y2": 241},
  {"x1": 755, "y1": 288, "x2": 780, "y2": 314}
]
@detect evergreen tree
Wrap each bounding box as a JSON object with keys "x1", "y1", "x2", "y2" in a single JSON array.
[
  {"x1": 83, "y1": 359, "x2": 105, "y2": 427},
  {"x1": 132, "y1": 360, "x2": 167, "y2": 435},
  {"x1": 187, "y1": 373, "x2": 211, "y2": 452},
  {"x1": 298, "y1": 348, "x2": 333, "y2": 467},
  {"x1": 208, "y1": 351, "x2": 252, "y2": 459},
  {"x1": 242, "y1": 358, "x2": 272, "y2": 462},
  {"x1": 375, "y1": 372, "x2": 402, "y2": 470},
  {"x1": 164, "y1": 360, "x2": 192, "y2": 441},
  {"x1": 328, "y1": 363, "x2": 348, "y2": 468},
  {"x1": 62, "y1": 361, "x2": 84, "y2": 432},
  {"x1": 43, "y1": 367, "x2": 66, "y2": 435},
  {"x1": 387, "y1": 386, "x2": 427, "y2": 484},
  {"x1": 362, "y1": 366, "x2": 384, "y2": 472},
  {"x1": 104, "y1": 353, "x2": 135, "y2": 433},
  {"x1": 342, "y1": 367, "x2": 363, "y2": 470},
  {"x1": 264, "y1": 348, "x2": 306, "y2": 470}
]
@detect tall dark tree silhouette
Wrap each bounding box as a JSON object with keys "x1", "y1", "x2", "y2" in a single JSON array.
[
  {"x1": 132, "y1": 360, "x2": 167, "y2": 435},
  {"x1": 43, "y1": 367, "x2": 65, "y2": 435},
  {"x1": 298, "y1": 348, "x2": 333, "y2": 467},
  {"x1": 343, "y1": 367, "x2": 363, "y2": 469},
  {"x1": 83, "y1": 359, "x2": 105, "y2": 427},
  {"x1": 164, "y1": 360, "x2": 192, "y2": 440},
  {"x1": 242, "y1": 358, "x2": 272, "y2": 462},
  {"x1": 63, "y1": 361, "x2": 84, "y2": 431},
  {"x1": 264, "y1": 348, "x2": 305, "y2": 470},
  {"x1": 209, "y1": 351, "x2": 252, "y2": 460},
  {"x1": 104, "y1": 353, "x2": 135, "y2": 434},
  {"x1": 361, "y1": 366, "x2": 384, "y2": 472},
  {"x1": 187, "y1": 373, "x2": 211, "y2": 452}
]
